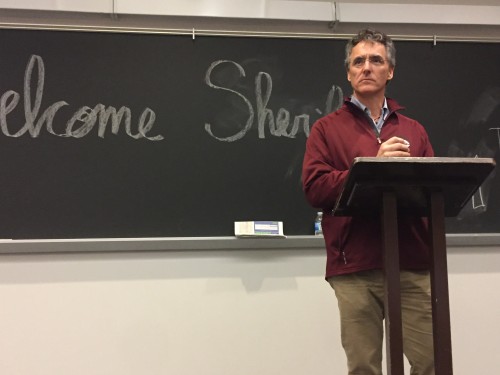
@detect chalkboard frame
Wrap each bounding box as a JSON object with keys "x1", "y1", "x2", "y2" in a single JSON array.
[{"x1": 1, "y1": 234, "x2": 500, "y2": 255}]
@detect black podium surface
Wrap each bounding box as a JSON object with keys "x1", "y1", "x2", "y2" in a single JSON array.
[
  {"x1": 332, "y1": 156, "x2": 495, "y2": 375},
  {"x1": 334, "y1": 157, "x2": 496, "y2": 217}
]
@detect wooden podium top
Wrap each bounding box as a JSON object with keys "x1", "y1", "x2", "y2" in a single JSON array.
[{"x1": 333, "y1": 157, "x2": 496, "y2": 217}]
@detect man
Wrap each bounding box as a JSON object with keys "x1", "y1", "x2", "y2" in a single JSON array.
[{"x1": 302, "y1": 29, "x2": 435, "y2": 374}]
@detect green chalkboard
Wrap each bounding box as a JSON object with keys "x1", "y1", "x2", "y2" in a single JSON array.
[{"x1": 0, "y1": 28, "x2": 498, "y2": 238}]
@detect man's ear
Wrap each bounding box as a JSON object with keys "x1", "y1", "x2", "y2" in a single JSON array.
[{"x1": 388, "y1": 67, "x2": 394, "y2": 80}]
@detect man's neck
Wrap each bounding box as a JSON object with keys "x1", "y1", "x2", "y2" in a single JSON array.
[{"x1": 352, "y1": 93, "x2": 385, "y2": 117}]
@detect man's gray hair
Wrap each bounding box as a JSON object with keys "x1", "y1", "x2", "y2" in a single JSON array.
[{"x1": 344, "y1": 29, "x2": 396, "y2": 70}]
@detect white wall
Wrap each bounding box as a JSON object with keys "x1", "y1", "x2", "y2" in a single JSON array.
[
  {"x1": 0, "y1": 245, "x2": 499, "y2": 374},
  {"x1": 0, "y1": 0, "x2": 499, "y2": 25}
]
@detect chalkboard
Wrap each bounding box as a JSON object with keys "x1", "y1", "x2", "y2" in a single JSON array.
[{"x1": 0, "y1": 28, "x2": 498, "y2": 239}]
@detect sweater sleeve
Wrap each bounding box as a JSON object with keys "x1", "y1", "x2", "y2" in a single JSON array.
[
  {"x1": 301, "y1": 119, "x2": 349, "y2": 210},
  {"x1": 416, "y1": 120, "x2": 435, "y2": 157}
]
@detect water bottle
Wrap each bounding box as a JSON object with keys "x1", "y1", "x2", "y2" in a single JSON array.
[{"x1": 314, "y1": 212, "x2": 323, "y2": 236}]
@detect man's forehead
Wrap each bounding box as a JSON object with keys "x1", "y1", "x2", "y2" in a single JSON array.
[{"x1": 351, "y1": 41, "x2": 387, "y2": 56}]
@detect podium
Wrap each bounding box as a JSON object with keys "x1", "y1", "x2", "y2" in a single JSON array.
[{"x1": 333, "y1": 157, "x2": 495, "y2": 375}]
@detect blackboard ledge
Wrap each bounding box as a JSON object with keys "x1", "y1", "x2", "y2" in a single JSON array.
[
  {"x1": 0, "y1": 234, "x2": 499, "y2": 254},
  {"x1": 0, "y1": 236, "x2": 323, "y2": 254}
]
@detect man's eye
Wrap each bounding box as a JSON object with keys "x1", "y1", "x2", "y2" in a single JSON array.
[
  {"x1": 370, "y1": 56, "x2": 384, "y2": 64},
  {"x1": 351, "y1": 56, "x2": 385, "y2": 67}
]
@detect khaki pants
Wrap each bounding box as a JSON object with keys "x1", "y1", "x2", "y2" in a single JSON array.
[{"x1": 328, "y1": 270, "x2": 434, "y2": 375}]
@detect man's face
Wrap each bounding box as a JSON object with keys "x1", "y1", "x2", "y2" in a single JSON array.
[{"x1": 347, "y1": 41, "x2": 394, "y2": 97}]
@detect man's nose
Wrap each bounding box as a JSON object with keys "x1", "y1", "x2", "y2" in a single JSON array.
[
  {"x1": 362, "y1": 59, "x2": 372, "y2": 70},
  {"x1": 361, "y1": 61, "x2": 372, "y2": 72}
]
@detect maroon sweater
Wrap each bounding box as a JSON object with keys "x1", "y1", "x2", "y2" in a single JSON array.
[{"x1": 302, "y1": 98, "x2": 435, "y2": 278}]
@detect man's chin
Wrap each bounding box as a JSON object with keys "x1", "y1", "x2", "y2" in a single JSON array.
[{"x1": 354, "y1": 87, "x2": 383, "y2": 96}]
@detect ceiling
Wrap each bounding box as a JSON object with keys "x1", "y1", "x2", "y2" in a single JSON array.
[{"x1": 307, "y1": 0, "x2": 500, "y2": 4}]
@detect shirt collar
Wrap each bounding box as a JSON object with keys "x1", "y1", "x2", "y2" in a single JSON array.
[{"x1": 350, "y1": 95, "x2": 389, "y2": 120}]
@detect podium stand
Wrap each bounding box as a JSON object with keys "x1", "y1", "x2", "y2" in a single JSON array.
[{"x1": 333, "y1": 157, "x2": 495, "y2": 375}]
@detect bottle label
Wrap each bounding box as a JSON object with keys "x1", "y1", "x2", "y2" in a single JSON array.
[{"x1": 314, "y1": 222, "x2": 322, "y2": 235}]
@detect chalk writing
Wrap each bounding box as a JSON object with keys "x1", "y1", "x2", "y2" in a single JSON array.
[
  {"x1": 0, "y1": 55, "x2": 163, "y2": 140},
  {"x1": 489, "y1": 127, "x2": 500, "y2": 149},
  {"x1": 472, "y1": 186, "x2": 486, "y2": 210},
  {"x1": 470, "y1": 155, "x2": 487, "y2": 210},
  {"x1": 204, "y1": 59, "x2": 342, "y2": 142}
]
